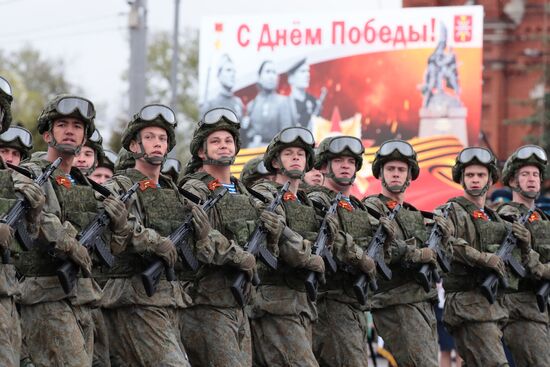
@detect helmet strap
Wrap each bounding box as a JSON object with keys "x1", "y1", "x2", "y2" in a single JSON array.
[
  {"x1": 130, "y1": 139, "x2": 165, "y2": 166},
  {"x1": 276, "y1": 156, "x2": 304, "y2": 180},
  {"x1": 325, "y1": 161, "x2": 355, "y2": 185},
  {"x1": 47, "y1": 126, "x2": 82, "y2": 155},
  {"x1": 381, "y1": 165, "x2": 410, "y2": 193},
  {"x1": 200, "y1": 141, "x2": 235, "y2": 166}
]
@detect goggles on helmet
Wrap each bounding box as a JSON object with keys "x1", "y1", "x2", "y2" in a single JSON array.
[
  {"x1": 516, "y1": 145, "x2": 548, "y2": 163},
  {"x1": 277, "y1": 127, "x2": 314, "y2": 146},
  {"x1": 328, "y1": 136, "x2": 364, "y2": 155},
  {"x1": 458, "y1": 147, "x2": 493, "y2": 165},
  {"x1": 103, "y1": 149, "x2": 117, "y2": 166},
  {"x1": 89, "y1": 129, "x2": 102, "y2": 143},
  {"x1": 199, "y1": 107, "x2": 239, "y2": 127},
  {"x1": 161, "y1": 157, "x2": 182, "y2": 174},
  {"x1": 0, "y1": 77, "x2": 12, "y2": 97},
  {"x1": 0, "y1": 126, "x2": 32, "y2": 148},
  {"x1": 378, "y1": 140, "x2": 415, "y2": 157},
  {"x1": 256, "y1": 160, "x2": 269, "y2": 175},
  {"x1": 139, "y1": 104, "x2": 177, "y2": 125},
  {"x1": 56, "y1": 97, "x2": 95, "y2": 119}
]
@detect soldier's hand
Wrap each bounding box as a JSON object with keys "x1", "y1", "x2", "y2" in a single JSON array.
[
  {"x1": 305, "y1": 254, "x2": 326, "y2": 284},
  {"x1": 434, "y1": 215, "x2": 453, "y2": 243},
  {"x1": 358, "y1": 252, "x2": 376, "y2": 278},
  {"x1": 154, "y1": 237, "x2": 178, "y2": 268},
  {"x1": 103, "y1": 196, "x2": 128, "y2": 233},
  {"x1": 260, "y1": 210, "x2": 284, "y2": 246},
  {"x1": 325, "y1": 213, "x2": 339, "y2": 245},
  {"x1": 59, "y1": 237, "x2": 92, "y2": 277},
  {"x1": 236, "y1": 252, "x2": 257, "y2": 281},
  {"x1": 0, "y1": 223, "x2": 14, "y2": 251},
  {"x1": 380, "y1": 217, "x2": 397, "y2": 245},
  {"x1": 512, "y1": 222, "x2": 531, "y2": 254},
  {"x1": 191, "y1": 205, "x2": 211, "y2": 241},
  {"x1": 15, "y1": 182, "x2": 45, "y2": 222},
  {"x1": 478, "y1": 252, "x2": 506, "y2": 279},
  {"x1": 408, "y1": 247, "x2": 437, "y2": 266}
]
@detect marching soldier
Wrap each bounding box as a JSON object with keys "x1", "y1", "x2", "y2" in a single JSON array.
[
  {"x1": 307, "y1": 136, "x2": 379, "y2": 367},
  {"x1": 497, "y1": 145, "x2": 550, "y2": 366},
  {"x1": 442, "y1": 147, "x2": 531, "y2": 366},
  {"x1": 250, "y1": 127, "x2": 333, "y2": 367},
  {"x1": 363, "y1": 139, "x2": 452, "y2": 367},
  {"x1": 16, "y1": 94, "x2": 129, "y2": 366}
]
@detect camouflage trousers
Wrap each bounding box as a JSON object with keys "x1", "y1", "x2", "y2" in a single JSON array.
[
  {"x1": 0, "y1": 296, "x2": 20, "y2": 367},
  {"x1": 502, "y1": 292, "x2": 550, "y2": 367},
  {"x1": 313, "y1": 298, "x2": 369, "y2": 367},
  {"x1": 21, "y1": 301, "x2": 93, "y2": 367},
  {"x1": 92, "y1": 308, "x2": 110, "y2": 367},
  {"x1": 251, "y1": 312, "x2": 319, "y2": 367},
  {"x1": 179, "y1": 305, "x2": 252, "y2": 367},
  {"x1": 443, "y1": 291, "x2": 509, "y2": 367},
  {"x1": 372, "y1": 301, "x2": 438, "y2": 367},
  {"x1": 104, "y1": 305, "x2": 190, "y2": 367}
]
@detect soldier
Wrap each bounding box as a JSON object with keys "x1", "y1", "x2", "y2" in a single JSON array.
[
  {"x1": 307, "y1": 136, "x2": 380, "y2": 367},
  {"x1": 16, "y1": 94, "x2": 129, "y2": 366},
  {"x1": 0, "y1": 76, "x2": 44, "y2": 367},
  {"x1": 497, "y1": 145, "x2": 550, "y2": 366},
  {"x1": 178, "y1": 107, "x2": 259, "y2": 366},
  {"x1": 239, "y1": 155, "x2": 272, "y2": 187},
  {"x1": 250, "y1": 126, "x2": 333, "y2": 367},
  {"x1": 0, "y1": 125, "x2": 33, "y2": 166},
  {"x1": 363, "y1": 139, "x2": 452, "y2": 367},
  {"x1": 74, "y1": 128, "x2": 104, "y2": 176},
  {"x1": 442, "y1": 147, "x2": 532, "y2": 366},
  {"x1": 89, "y1": 149, "x2": 117, "y2": 185},
  {"x1": 102, "y1": 103, "x2": 199, "y2": 366}
]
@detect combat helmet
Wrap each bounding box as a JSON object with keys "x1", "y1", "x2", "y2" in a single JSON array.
[
  {"x1": 121, "y1": 104, "x2": 177, "y2": 165},
  {"x1": 37, "y1": 94, "x2": 96, "y2": 154},
  {"x1": 0, "y1": 76, "x2": 13, "y2": 134},
  {"x1": 371, "y1": 139, "x2": 419, "y2": 193},
  {"x1": 189, "y1": 107, "x2": 241, "y2": 167},
  {"x1": 240, "y1": 155, "x2": 270, "y2": 187},
  {"x1": 502, "y1": 145, "x2": 547, "y2": 199},
  {"x1": 263, "y1": 127, "x2": 315, "y2": 179},
  {"x1": 79, "y1": 128, "x2": 105, "y2": 174},
  {"x1": 98, "y1": 149, "x2": 117, "y2": 173},
  {"x1": 314, "y1": 135, "x2": 364, "y2": 185},
  {"x1": 452, "y1": 147, "x2": 499, "y2": 197},
  {"x1": 0, "y1": 126, "x2": 33, "y2": 160}
]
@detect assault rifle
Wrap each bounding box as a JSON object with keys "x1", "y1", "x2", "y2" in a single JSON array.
[
  {"x1": 141, "y1": 187, "x2": 228, "y2": 297},
  {"x1": 353, "y1": 204, "x2": 401, "y2": 305},
  {"x1": 1, "y1": 157, "x2": 62, "y2": 264},
  {"x1": 480, "y1": 208, "x2": 534, "y2": 304},
  {"x1": 304, "y1": 192, "x2": 341, "y2": 301},
  {"x1": 56, "y1": 182, "x2": 139, "y2": 294},
  {"x1": 229, "y1": 183, "x2": 287, "y2": 307},
  {"x1": 415, "y1": 203, "x2": 452, "y2": 292},
  {"x1": 536, "y1": 281, "x2": 549, "y2": 313}
]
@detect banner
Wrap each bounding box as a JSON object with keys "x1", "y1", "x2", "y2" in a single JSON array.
[{"x1": 199, "y1": 6, "x2": 483, "y2": 210}]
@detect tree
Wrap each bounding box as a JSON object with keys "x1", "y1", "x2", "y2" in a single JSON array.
[{"x1": 0, "y1": 46, "x2": 77, "y2": 152}]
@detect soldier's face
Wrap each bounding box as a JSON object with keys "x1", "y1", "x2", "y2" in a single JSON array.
[
  {"x1": 276, "y1": 147, "x2": 307, "y2": 172},
  {"x1": 200, "y1": 130, "x2": 236, "y2": 160},
  {"x1": 304, "y1": 168, "x2": 323, "y2": 186},
  {"x1": 218, "y1": 62, "x2": 236, "y2": 89},
  {"x1": 0, "y1": 147, "x2": 21, "y2": 166},
  {"x1": 462, "y1": 165, "x2": 490, "y2": 191},
  {"x1": 131, "y1": 126, "x2": 169, "y2": 157},
  {"x1": 258, "y1": 62, "x2": 278, "y2": 91},
  {"x1": 74, "y1": 146, "x2": 96, "y2": 170},
  {"x1": 512, "y1": 165, "x2": 541, "y2": 193},
  {"x1": 382, "y1": 160, "x2": 408, "y2": 187},
  {"x1": 327, "y1": 156, "x2": 356, "y2": 180},
  {"x1": 289, "y1": 64, "x2": 310, "y2": 89},
  {"x1": 45, "y1": 118, "x2": 86, "y2": 148},
  {"x1": 89, "y1": 166, "x2": 113, "y2": 184}
]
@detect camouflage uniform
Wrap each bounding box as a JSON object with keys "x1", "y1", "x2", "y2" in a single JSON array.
[
  {"x1": 178, "y1": 172, "x2": 255, "y2": 367},
  {"x1": 363, "y1": 194, "x2": 440, "y2": 367},
  {"x1": 250, "y1": 179, "x2": 321, "y2": 367},
  {"x1": 496, "y1": 203, "x2": 550, "y2": 366},
  {"x1": 16, "y1": 159, "x2": 104, "y2": 367},
  {"x1": 308, "y1": 186, "x2": 376, "y2": 367}
]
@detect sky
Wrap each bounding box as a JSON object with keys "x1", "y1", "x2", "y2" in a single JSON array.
[{"x1": 0, "y1": 0, "x2": 401, "y2": 136}]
